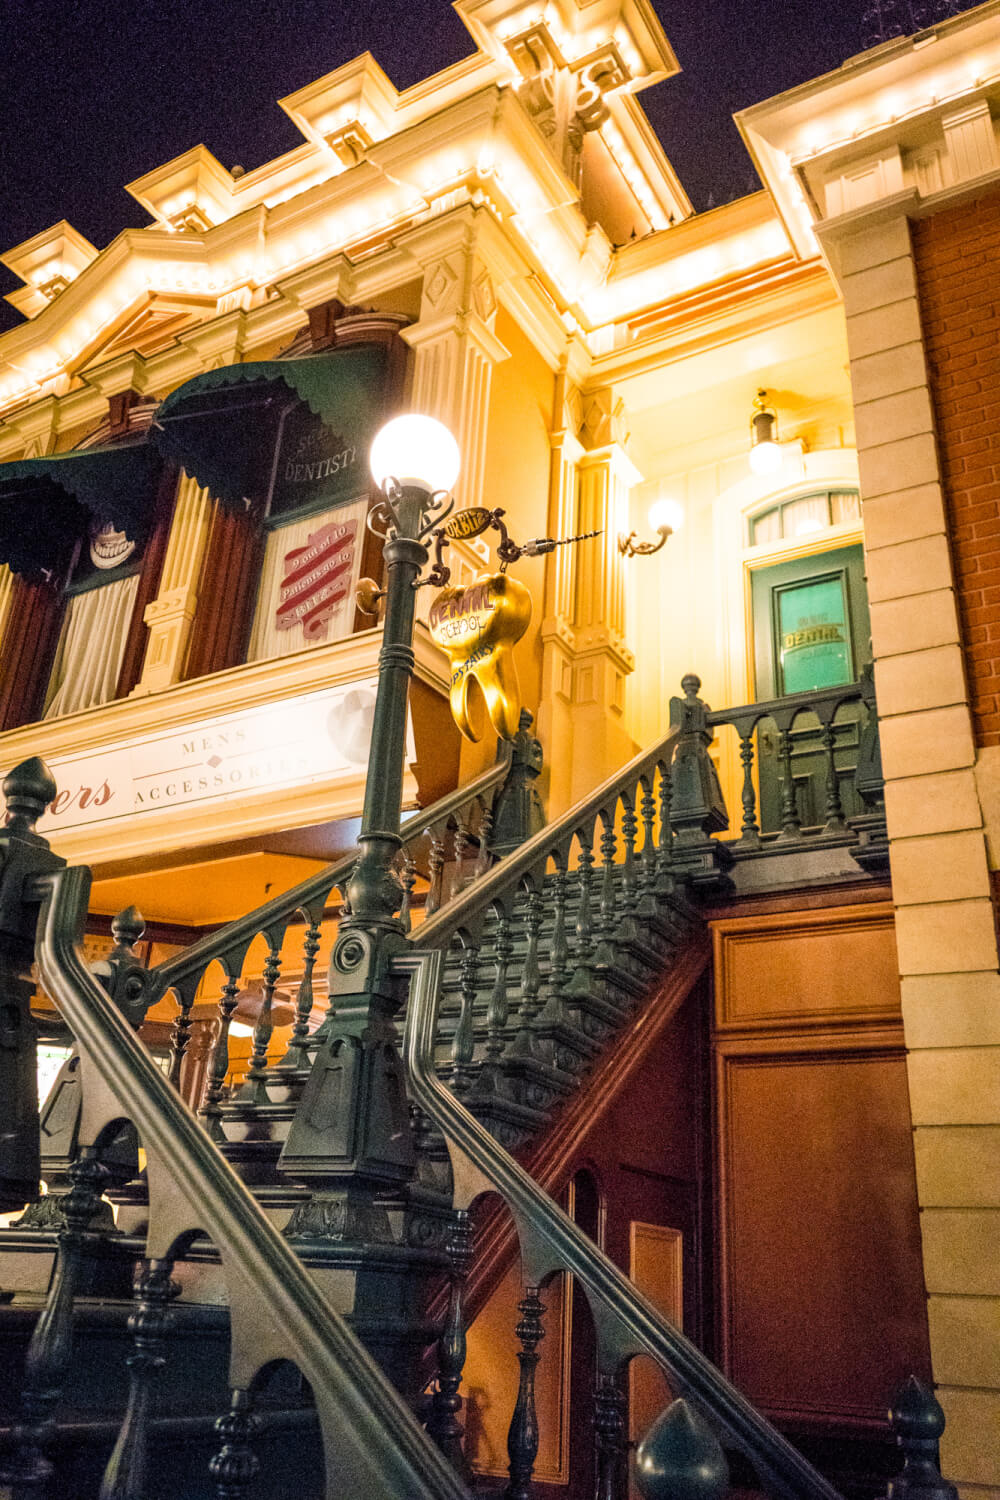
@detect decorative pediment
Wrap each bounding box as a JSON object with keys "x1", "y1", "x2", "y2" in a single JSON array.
[{"x1": 1, "y1": 222, "x2": 99, "y2": 319}]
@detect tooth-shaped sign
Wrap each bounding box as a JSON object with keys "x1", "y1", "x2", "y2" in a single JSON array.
[{"x1": 428, "y1": 572, "x2": 532, "y2": 742}]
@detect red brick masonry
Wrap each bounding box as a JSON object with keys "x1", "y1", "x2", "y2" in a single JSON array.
[{"x1": 914, "y1": 187, "x2": 1000, "y2": 746}]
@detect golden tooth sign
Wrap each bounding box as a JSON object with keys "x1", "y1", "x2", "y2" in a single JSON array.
[
  {"x1": 444, "y1": 507, "x2": 493, "y2": 542},
  {"x1": 428, "y1": 572, "x2": 531, "y2": 742}
]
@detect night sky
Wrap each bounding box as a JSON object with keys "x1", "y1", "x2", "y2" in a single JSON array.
[{"x1": 0, "y1": 0, "x2": 931, "y2": 335}]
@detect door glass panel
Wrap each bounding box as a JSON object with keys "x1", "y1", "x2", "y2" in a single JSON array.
[{"x1": 776, "y1": 574, "x2": 853, "y2": 694}]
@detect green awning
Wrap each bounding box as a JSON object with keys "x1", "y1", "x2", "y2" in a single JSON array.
[
  {"x1": 0, "y1": 438, "x2": 165, "y2": 578},
  {"x1": 151, "y1": 344, "x2": 388, "y2": 511}
]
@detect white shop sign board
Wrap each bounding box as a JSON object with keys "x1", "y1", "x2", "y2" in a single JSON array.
[{"x1": 30, "y1": 677, "x2": 404, "y2": 836}]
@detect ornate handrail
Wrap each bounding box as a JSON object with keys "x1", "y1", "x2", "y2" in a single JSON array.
[
  {"x1": 153, "y1": 749, "x2": 512, "y2": 993},
  {"x1": 403, "y1": 724, "x2": 683, "y2": 953},
  {"x1": 32, "y1": 864, "x2": 470, "y2": 1500},
  {"x1": 399, "y1": 945, "x2": 843, "y2": 1500}
]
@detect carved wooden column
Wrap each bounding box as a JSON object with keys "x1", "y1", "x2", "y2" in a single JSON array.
[
  {"x1": 540, "y1": 385, "x2": 639, "y2": 813},
  {"x1": 400, "y1": 210, "x2": 510, "y2": 515},
  {"x1": 131, "y1": 472, "x2": 213, "y2": 694}
]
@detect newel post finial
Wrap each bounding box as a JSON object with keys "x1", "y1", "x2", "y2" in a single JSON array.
[{"x1": 0, "y1": 755, "x2": 65, "y2": 1212}]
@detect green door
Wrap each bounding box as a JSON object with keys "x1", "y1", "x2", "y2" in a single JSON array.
[{"x1": 751, "y1": 545, "x2": 870, "y2": 832}]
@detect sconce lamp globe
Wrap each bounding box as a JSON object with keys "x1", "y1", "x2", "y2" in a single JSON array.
[
  {"x1": 369, "y1": 414, "x2": 460, "y2": 496},
  {"x1": 647, "y1": 497, "x2": 685, "y2": 534}
]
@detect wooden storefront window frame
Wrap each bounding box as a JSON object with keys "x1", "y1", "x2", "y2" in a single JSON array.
[
  {"x1": 0, "y1": 395, "x2": 179, "y2": 731},
  {"x1": 183, "y1": 306, "x2": 410, "y2": 684}
]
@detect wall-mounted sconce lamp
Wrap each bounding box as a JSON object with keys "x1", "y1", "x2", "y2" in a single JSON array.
[
  {"x1": 749, "y1": 388, "x2": 782, "y2": 477},
  {"x1": 618, "y1": 497, "x2": 685, "y2": 558}
]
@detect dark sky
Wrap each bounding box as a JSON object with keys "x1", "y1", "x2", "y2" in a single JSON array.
[{"x1": 0, "y1": 0, "x2": 908, "y2": 335}]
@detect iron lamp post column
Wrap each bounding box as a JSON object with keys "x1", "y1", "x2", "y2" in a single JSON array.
[
  {"x1": 279, "y1": 419, "x2": 459, "y2": 1237},
  {"x1": 346, "y1": 489, "x2": 429, "y2": 930}
]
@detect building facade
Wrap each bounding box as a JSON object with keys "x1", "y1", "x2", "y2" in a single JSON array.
[{"x1": 0, "y1": 0, "x2": 997, "y2": 1492}]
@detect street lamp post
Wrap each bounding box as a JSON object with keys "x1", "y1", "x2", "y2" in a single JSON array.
[{"x1": 279, "y1": 415, "x2": 461, "y2": 1234}]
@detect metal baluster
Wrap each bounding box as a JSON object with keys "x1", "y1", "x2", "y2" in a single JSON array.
[
  {"x1": 450, "y1": 940, "x2": 480, "y2": 1097},
  {"x1": 737, "y1": 728, "x2": 761, "y2": 847},
  {"x1": 887, "y1": 1375, "x2": 958, "y2": 1500},
  {"x1": 621, "y1": 787, "x2": 638, "y2": 916},
  {"x1": 476, "y1": 908, "x2": 512, "y2": 1098},
  {"x1": 573, "y1": 827, "x2": 598, "y2": 987},
  {"x1": 598, "y1": 811, "x2": 618, "y2": 948},
  {"x1": 201, "y1": 965, "x2": 242, "y2": 1136},
  {"x1": 425, "y1": 829, "x2": 447, "y2": 916},
  {"x1": 399, "y1": 852, "x2": 417, "y2": 935},
  {"x1": 453, "y1": 812, "x2": 473, "y2": 897},
  {"x1": 426, "y1": 1209, "x2": 474, "y2": 1475},
  {"x1": 279, "y1": 910, "x2": 323, "y2": 1072},
  {"x1": 777, "y1": 721, "x2": 802, "y2": 840},
  {"x1": 655, "y1": 760, "x2": 674, "y2": 893},
  {"x1": 98, "y1": 1258, "x2": 179, "y2": 1500},
  {"x1": 167, "y1": 995, "x2": 194, "y2": 1090},
  {"x1": 538, "y1": 859, "x2": 570, "y2": 1029},
  {"x1": 236, "y1": 935, "x2": 283, "y2": 1105},
  {"x1": 821, "y1": 716, "x2": 847, "y2": 833},
  {"x1": 6, "y1": 1148, "x2": 109, "y2": 1495},
  {"x1": 511, "y1": 882, "x2": 543, "y2": 1056},
  {"x1": 639, "y1": 775, "x2": 658, "y2": 905},
  {"x1": 503, "y1": 1286, "x2": 546, "y2": 1500},
  {"x1": 476, "y1": 796, "x2": 495, "y2": 878},
  {"x1": 634, "y1": 1398, "x2": 728, "y2": 1500},
  {"x1": 594, "y1": 1372, "x2": 628, "y2": 1500},
  {"x1": 209, "y1": 1389, "x2": 261, "y2": 1500}
]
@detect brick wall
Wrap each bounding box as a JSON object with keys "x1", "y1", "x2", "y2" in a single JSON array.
[{"x1": 913, "y1": 188, "x2": 1000, "y2": 746}]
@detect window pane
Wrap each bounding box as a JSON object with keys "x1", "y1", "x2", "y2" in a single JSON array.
[
  {"x1": 751, "y1": 508, "x2": 781, "y2": 545},
  {"x1": 247, "y1": 498, "x2": 367, "y2": 663},
  {"x1": 830, "y1": 490, "x2": 861, "y2": 525},
  {"x1": 776, "y1": 574, "x2": 853, "y2": 693},
  {"x1": 781, "y1": 495, "x2": 829, "y2": 539}
]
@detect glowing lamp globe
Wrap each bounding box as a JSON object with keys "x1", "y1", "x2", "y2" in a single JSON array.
[
  {"x1": 369, "y1": 414, "x2": 460, "y2": 496},
  {"x1": 648, "y1": 497, "x2": 685, "y2": 535},
  {"x1": 749, "y1": 438, "x2": 782, "y2": 477}
]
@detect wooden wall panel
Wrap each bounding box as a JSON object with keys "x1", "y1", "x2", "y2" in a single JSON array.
[
  {"x1": 712, "y1": 903, "x2": 900, "y2": 1033},
  {"x1": 717, "y1": 1045, "x2": 929, "y2": 1423},
  {"x1": 711, "y1": 900, "x2": 931, "y2": 1435}
]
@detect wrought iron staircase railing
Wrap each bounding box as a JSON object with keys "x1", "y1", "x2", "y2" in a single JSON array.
[
  {"x1": 22, "y1": 863, "x2": 470, "y2": 1500},
  {"x1": 395, "y1": 722, "x2": 847, "y2": 1500}
]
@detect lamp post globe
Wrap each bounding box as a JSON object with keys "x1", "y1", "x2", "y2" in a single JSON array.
[{"x1": 370, "y1": 414, "x2": 461, "y2": 497}]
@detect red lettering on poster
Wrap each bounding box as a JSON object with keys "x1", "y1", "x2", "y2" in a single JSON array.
[{"x1": 275, "y1": 519, "x2": 357, "y2": 642}]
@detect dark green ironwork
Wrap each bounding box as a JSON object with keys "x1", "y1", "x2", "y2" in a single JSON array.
[
  {"x1": 886, "y1": 1377, "x2": 957, "y2": 1500},
  {"x1": 4, "y1": 1146, "x2": 109, "y2": 1496},
  {"x1": 490, "y1": 709, "x2": 545, "y2": 857},
  {"x1": 98, "y1": 1257, "x2": 180, "y2": 1500},
  {"x1": 426, "y1": 1208, "x2": 474, "y2": 1476},
  {"x1": 0, "y1": 757, "x2": 63, "y2": 1212},
  {"x1": 594, "y1": 1372, "x2": 628, "y2": 1500},
  {"x1": 634, "y1": 1398, "x2": 729, "y2": 1500},
  {"x1": 209, "y1": 1389, "x2": 261, "y2": 1500},
  {"x1": 33, "y1": 863, "x2": 471, "y2": 1500},
  {"x1": 668, "y1": 676, "x2": 732, "y2": 890},
  {"x1": 281, "y1": 483, "x2": 440, "y2": 1210},
  {"x1": 504, "y1": 1284, "x2": 546, "y2": 1500}
]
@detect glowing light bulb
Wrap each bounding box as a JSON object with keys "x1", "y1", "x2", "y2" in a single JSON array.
[
  {"x1": 370, "y1": 414, "x2": 460, "y2": 495},
  {"x1": 749, "y1": 439, "x2": 783, "y2": 478},
  {"x1": 648, "y1": 497, "x2": 685, "y2": 534}
]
